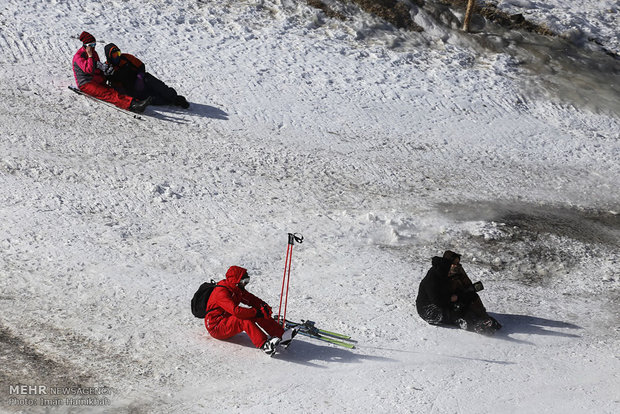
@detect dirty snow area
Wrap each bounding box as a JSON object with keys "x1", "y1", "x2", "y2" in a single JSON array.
[
  {"x1": 0, "y1": 0, "x2": 618, "y2": 413},
  {"x1": 497, "y1": 0, "x2": 619, "y2": 53}
]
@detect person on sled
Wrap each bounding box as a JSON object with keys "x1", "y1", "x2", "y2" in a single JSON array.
[
  {"x1": 103, "y1": 43, "x2": 189, "y2": 109},
  {"x1": 71, "y1": 32, "x2": 151, "y2": 113},
  {"x1": 416, "y1": 250, "x2": 502, "y2": 335},
  {"x1": 205, "y1": 266, "x2": 296, "y2": 355}
]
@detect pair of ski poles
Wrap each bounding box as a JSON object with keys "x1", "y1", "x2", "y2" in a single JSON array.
[{"x1": 277, "y1": 233, "x2": 303, "y2": 327}]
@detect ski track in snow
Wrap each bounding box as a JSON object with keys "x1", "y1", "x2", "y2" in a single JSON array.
[{"x1": 0, "y1": 0, "x2": 619, "y2": 413}]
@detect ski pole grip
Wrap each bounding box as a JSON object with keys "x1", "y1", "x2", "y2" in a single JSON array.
[{"x1": 287, "y1": 233, "x2": 303, "y2": 245}]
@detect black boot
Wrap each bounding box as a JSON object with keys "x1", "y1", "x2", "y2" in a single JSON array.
[
  {"x1": 473, "y1": 317, "x2": 501, "y2": 335},
  {"x1": 129, "y1": 96, "x2": 153, "y2": 113},
  {"x1": 174, "y1": 95, "x2": 190, "y2": 109}
]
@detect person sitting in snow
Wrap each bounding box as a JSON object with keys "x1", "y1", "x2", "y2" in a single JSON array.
[
  {"x1": 416, "y1": 250, "x2": 501, "y2": 335},
  {"x1": 72, "y1": 31, "x2": 152, "y2": 113},
  {"x1": 103, "y1": 43, "x2": 189, "y2": 109},
  {"x1": 205, "y1": 266, "x2": 296, "y2": 355}
]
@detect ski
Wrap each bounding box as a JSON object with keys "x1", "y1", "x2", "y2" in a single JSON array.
[
  {"x1": 280, "y1": 318, "x2": 356, "y2": 349},
  {"x1": 295, "y1": 330, "x2": 356, "y2": 349},
  {"x1": 285, "y1": 319, "x2": 353, "y2": 340},
  {"x1": 309, "y1": 327, "x2": 352, "y2": 340},
  {"x1": 68, "y1": 86, "x2": 145, "y2": 120}
]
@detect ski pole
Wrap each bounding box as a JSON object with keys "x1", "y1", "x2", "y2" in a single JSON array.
[
  {"x1": 278, "y1": 233, "x2": 303, "y2": 327},
  {"x1": 278, "y1": 237, "x2": 292, "y2": 323}
]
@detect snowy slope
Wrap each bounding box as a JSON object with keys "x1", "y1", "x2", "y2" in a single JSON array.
[{"x1": 0, "y1": 0, "x2": 619, "y2": 413}]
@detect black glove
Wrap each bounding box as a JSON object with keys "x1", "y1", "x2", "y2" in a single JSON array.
[
  {"x1": 260, "y1": 303, "x2": 273, "y2": 318},
  {"x1": 254, "y1": 308, "x2": 264, "y2": 319}
]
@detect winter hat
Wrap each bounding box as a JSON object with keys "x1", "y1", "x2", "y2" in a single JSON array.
[
  {"x1": 79, "y1": 31, "x2": 96, "y2": 45},
  {"x1": 442, "y1": 250, "x2": 461, "y2": 263},
  {"x1": 104, "y1": 43, "x2": 120, "y2": 62}
]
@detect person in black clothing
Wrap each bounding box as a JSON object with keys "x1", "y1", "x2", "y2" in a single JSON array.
[
  {"x1": 104, "y1": 43, "x2": 189, "y2": 109},
  {"x1": 416, "y1": 250, "x2": 501, "y2": 334}
]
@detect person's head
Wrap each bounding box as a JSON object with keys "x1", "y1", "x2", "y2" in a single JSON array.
[
  {"x1": 79, "y1": 31, "x2": 96, "y2": 50},
  {"x1": 238, "y1": 272, "x2": 250, "y2": 288},
  {"x1": 443, "y1": 250, "x2": 461, "y2": 274},
  {"x1": 225, "y1": 265, "x2": 250, "y2": 288},
  {"x1": 104, "y1": 43, "x2": 121, "y2": 65},
  {"x1": 443, "y1": 250, "x2": 461, "y2": 264}
]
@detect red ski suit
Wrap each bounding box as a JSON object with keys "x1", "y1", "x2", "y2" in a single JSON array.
[
  {"x1": 72, "y1": 46, "x2": 133, "y2": 110},
  {"x1": 205, "y1": 266, "x2": 284, "y2": 348}
]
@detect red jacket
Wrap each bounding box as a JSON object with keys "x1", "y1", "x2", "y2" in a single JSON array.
[
  {"x1": 72, "y1": 47, "x2": 106, "y2": 87},
  {"x1": 205, "y1": 266, "x2": 265, "y2": 330}
]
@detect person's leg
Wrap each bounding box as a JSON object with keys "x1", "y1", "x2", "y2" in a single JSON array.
[
  {"x1": 239, "y1": 318, "x2": 269, "y2": 348},
  {"x1": 207, "y1": 316, "x2": 244, "y2": 340},
  {"x1": 208, "y1": 316, "x2": 270, "y2": 348},
  {"x1": 418, "y1": 304, "x2": 446, "y2": 325},
  {"x1": 256, "y1": 316, "x2": 285, "y2": 339},
  {"x1": 80, "y1": 82, "x2": 133, "y2": 110},
  {"x1": 131, "y1": 74, "x2": 147, "y2": 100},
  {"x1": 451, "y1": 303, "x2": 472, "y2": 330},
  {"x1": 145, "y1": 73, "x2": 177, "y2": 105},
  {"x1": 469, "y1": 312, "x2": 502, "y2": 334}
]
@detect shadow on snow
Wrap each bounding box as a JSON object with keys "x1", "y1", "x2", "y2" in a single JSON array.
[
  {"x1": 491, "y1": 312, "x2": 581, "y2": 345},
  {"x1": 145, "y1": 101, "x2": 229, "y2": 123},
  {"x1": 221, "y1": 335, "x2": 394, "y2": 368},
  {"x1": 275, "y1": 339, "x2": 395, "y2": 368}
]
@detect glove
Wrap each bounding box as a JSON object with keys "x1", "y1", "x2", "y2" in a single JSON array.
[
  {"x1": 134, "y1": 72, "x2": 146, "y2": 92},
  {"x1": 97, "y1": 62, "x2": 114, "y2": 77},
  {"x1": 260, "y1": 303, "x2": 272, "y2": 318},
  {"x1": 254, "y1": 308, "x2": 264, "y2": 319}
]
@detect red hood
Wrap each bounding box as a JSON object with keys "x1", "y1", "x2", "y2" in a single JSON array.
[{"x1": 225, "y1": 266, "x2": 247, "y2": 285}]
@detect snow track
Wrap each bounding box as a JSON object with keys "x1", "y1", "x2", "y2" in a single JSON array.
[{"x1": 1, "y1": 0, "x2": 619, "y2": 413}]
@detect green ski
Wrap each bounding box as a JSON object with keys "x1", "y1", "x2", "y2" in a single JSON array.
[{"x1": 282, "y1": 318, "x2": 356, "y2": 349}]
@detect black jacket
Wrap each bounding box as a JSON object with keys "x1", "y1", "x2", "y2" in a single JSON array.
[
  {"x1": 416, "y1": 256, "x2": 453, "y2": 312},
  {"x1": 104, "y1": 43, "x2": 145, "y2": 91}
]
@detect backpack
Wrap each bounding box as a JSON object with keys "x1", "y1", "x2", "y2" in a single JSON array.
[{"x1": 191, "y1": 280, "x2": 225, "y2": 318}]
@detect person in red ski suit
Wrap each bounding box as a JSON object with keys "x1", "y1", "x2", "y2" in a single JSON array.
[
  {"x1": 205, "y1": 266, "x2": 293, "y2": 354},
  {"x1": 71, "y1": 31, "x2": 151, "y2": 113}
]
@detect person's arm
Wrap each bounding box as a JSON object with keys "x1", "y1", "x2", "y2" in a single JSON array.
[
  {"x1": 453, "y1": 268, "x2": 478, "y2": 304},
  {"x1": 241, "y1": 290, "x2": 273, "y2": 318},
  {"x1": 125, "y1": 54, "x2": 145, "y2": 74},
  {"x1": 424, "y1": 272, "x2": 451, "y2": 308},
  {"x1": 75, "y1": 49, "x2": 98, "y2": 74},
  {"x1": 212, "y1": 288, "x2": 258, "y2": 320},
  {"x1": 96, "y1": 61, "x2": 114, "y2": 77},
  {"x1": 459, "y1": 266, "x2": 474, "y2": 285}
]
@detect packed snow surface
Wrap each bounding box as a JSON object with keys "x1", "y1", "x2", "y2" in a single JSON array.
[{"x1": 0, "y1": 0, "x2": 618, "y2": 413}]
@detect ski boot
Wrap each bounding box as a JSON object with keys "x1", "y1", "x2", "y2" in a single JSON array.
[
  {"x1": 174, "y1": 95, "x2": 190, "y2": 109},
  {"x1": 280, "y1": 327, "x2": 299, "y2": 349},
  {"x1": 261, "y1": 337, "x2": 281, "y2": 357},
  {"x1": 129, "y1": 96, "x2": 152, "y2": 113}
]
